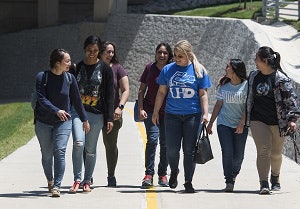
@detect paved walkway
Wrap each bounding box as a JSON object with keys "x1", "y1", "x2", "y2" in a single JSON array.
[{"x1": 0, "y1": 102, "x2": 299, "y2": 209}]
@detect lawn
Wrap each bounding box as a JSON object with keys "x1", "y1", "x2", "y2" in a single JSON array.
[
  {"x1": 0, "y1": 102, "x2": 35, "y2": 160},
  {"x1": 169, "y1": 0, "x2": 299, "y2": 31}
]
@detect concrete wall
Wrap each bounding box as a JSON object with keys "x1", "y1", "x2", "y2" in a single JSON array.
[
  {"x1": 0, "y1": 14, "x2": 260, "y2": 109},
  {"x1": 0, "y1": 0, "x2": 94, "y2": 34},
  {"x1": 101, "y1": 14, "x2": 258, "y2": 109},
  {"x1": 0, "y1": 0, "x2": 238, "y2": 34},
  {"x1": 0, "y1": 22, "x2": 105, "y2": 102}
]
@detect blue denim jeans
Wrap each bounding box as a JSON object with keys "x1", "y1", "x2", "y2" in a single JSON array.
[
  {"x1": 71, "y1": 108, "x2": 104, "y2": 183},
  {"x1": 35, "y1": 119, "x2": 72, "y2": 189},
  {"x1": 217, "y1": 124, "x2": 248, "y2": 184},
  {"x1": 165, "y1": 112, "x2": 201, "y2": 182},
  {"x1": 144, "y1": 112, "x2": 168, "y2": 176}
]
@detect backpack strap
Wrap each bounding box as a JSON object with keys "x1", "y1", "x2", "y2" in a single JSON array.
[
  {"x1": 43, "y1": 71, "x2": 48, "y2": 86},
  {"x1": 64, "y1": 72, "x2": 72, "y2": 86}
]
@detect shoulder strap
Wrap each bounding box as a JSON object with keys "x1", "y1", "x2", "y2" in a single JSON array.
[
  {"x1": 41, "y1": 71, "x2": 48, "y2": 87},
  {"x1": 64, "y1": 72, "x2": 72, "y2": 85}
]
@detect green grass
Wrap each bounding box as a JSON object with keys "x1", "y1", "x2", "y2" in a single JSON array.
[
  {"x1": 283, "y1": 19, "x2": 300, "y2": 32},
  {"x1": 168, "y1": 1, "x2": 300, "y2": 31},
  {"x1": 0, "y1": 102, "x2": 35, "y2": 160},
  {"x1": 170, "y1": 1, "x2": 262, "y2": 19}
]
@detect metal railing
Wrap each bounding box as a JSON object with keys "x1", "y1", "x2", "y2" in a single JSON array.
[{"x1": 262, "y1": 0, "x2": 300, "y2": 20}]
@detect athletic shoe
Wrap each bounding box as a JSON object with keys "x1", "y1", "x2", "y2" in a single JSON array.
[
  {"x1": 107, "y1": 176, "x2": 117, "y2": 187},
  {"x1": 51, "y1": 187, "x2": 60, "y2": 197},
  {"x1": 142, "y1": 175, "x2": 153, "y2": 187},
  {"x1": 183, "y1": 181, "x2": 195, "y2": 193},
  {"x1": 169, "y1": 170, "x2": 179, "y2": 189},
  {"x1": 271, "y1": 175, "x2": 281, "y2": 191},
  {"x1": 224, "y1": 183, "x2": 234, "y2": 192},
  {"x1": 47, "y1": 180, "x2": 54, "y2": 192},
  {"x1": 158, "y1": 175, "x2": 169, "y2": 187},
  {"x1": 260, "y1": 181, "x2": 271, "y2": 195}
]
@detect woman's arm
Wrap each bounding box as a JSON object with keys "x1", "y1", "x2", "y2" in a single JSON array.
[
  {"x1": 114, "y1": 76, "x2": 130, "y2": 120},
  {"x1": 199, "y1": 88, "x2": 209, "y2": 124},
  {"x1": 207, "y1": 99, "x2": 223, "y2": 134},
  {"x1": 138, "y1": 82, "x2": 148, "y2": 120},
  {"x1": 152, "y1": 85, "x2": 168, "y2": 125}
]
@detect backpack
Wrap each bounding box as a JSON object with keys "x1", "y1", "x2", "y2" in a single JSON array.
[{"x1": 31, "y1": 71, "x2": 72, "y2": 110}]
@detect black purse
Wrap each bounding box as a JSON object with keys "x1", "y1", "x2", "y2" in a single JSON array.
[{"x1": 193, "y1": 124, "x2": 214, "y2": 164}]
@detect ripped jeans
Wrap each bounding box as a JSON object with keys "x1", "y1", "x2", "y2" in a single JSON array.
[{"x1": 71, "y1": 107, "x2": 104, "y2": 183}]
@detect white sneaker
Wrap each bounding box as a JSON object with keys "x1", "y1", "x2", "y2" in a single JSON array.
[{"x1": 51, "y1": 187, "x2": 60, "y2": 197}]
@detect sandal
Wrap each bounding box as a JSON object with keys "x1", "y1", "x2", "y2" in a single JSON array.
[
  {"x1": 69, "y1": 181, "x2": 80, "y2": 193},
  {"x1": 83, "y1": 183, "x2": 92, "y2": 192}
]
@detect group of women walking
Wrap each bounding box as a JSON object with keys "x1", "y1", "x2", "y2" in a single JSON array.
[{"x1": 33, "y1": 36, "x2": 299, "y2": 197}]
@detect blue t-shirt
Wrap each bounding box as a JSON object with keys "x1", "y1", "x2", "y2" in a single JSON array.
[
  {"x1": 157, "y1": 62, "x2": 212, "y2": 115},
  {"x1": 216, "y1": 80, "x2": 248, "y2": 128}
]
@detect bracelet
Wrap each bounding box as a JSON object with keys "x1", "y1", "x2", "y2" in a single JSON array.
[{"x1": 209, "y1": 121, "x2": 214, "y2": 123}]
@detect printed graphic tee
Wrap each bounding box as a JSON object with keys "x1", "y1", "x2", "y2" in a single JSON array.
[
  {"x1": 216, "y1": 80, "x2": 248, "y2": 128},
  {"x1": 157, "y1": 62, "x2": 212, "y2": 115}
]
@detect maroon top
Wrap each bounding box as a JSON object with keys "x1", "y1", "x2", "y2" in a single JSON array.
[
  {"x1": 139, "y1": 63, "x2": 166, "y2": 117},
  {"x1": 111, "y1": 63, "x2": 128, "y2": 109}
]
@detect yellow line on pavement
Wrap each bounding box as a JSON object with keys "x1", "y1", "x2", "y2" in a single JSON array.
[{"x1": 125, "y1": 108, "x2": 158, "y2": 209}]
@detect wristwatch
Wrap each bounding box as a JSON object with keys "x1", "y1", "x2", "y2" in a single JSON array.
[{"x1": 118, "y1": 104, "x2": 124, "y2": 110}]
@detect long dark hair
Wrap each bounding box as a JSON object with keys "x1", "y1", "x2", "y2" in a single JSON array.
[
  {"x1": 83, "y1": 35, "x2": 101, "y2": 50},
  {"x1": 218, "y1": 58, "x2": 247, "y2": 87},
  {"x1": 100, "y1": 41, "x2": 119, "y2": 64},
  {"x1": 155, "y1": 42, "x2": 173, "y2": 64},
  {"x1": 257, "y1": 46, "x2": 286, "y2": 75}
]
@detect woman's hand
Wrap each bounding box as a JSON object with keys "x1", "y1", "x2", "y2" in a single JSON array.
[
  {"x1": 114, "y1": 107, "x2": 122, "y2": 121},
  {"x1": 152, "y1": 112, "x2": 159, "y2": 126},
  {"x1": 288, "y1": 121, "x2": 297, "y2": 133},
  {"x1": 106, "y1": 122, "x2": 114, "y2": 134},
  {"x1": 207, "y1": 121, "x2": 213, "y2": 135},
  {"x1": 139, "y1": 110, "x2": 148, "y2": 121},
  {"x1": 56, "y1": 110, "x2": 71, "y2": 121},
  {"x1": 83, "y1": 121, "x2": 90, "y2": 133}
]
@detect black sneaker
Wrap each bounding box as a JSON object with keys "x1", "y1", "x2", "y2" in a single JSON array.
[
  {"x1": 224, "y1": 183, "x2": 234, "y2": 192},
  {"x1": 169, "y1": 170, "x2": 179, "y2": 189},
  {"x1": 260, "y1": 180, "x2": 271, "y2": 195},
  {"x1": 107, "y1": 176, "x2": 117, "y2": 187},
  {"x1": 90, "y1": 177, "x2": 94, "y2": 185},
  {"x1": 183, "y1": 181, "x2": 195, "y2": 193},
  {"x1": 142, "y1": 175, "x2": 153, "y2": 188},
  {"x1": 270, "y1": 175, "x2": 281, "y2": 191}
]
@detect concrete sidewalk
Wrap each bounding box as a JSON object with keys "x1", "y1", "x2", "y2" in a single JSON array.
[
  {"x1": 0, "y1": 102, "x2": 299, "y2": 209},
  {"x1": 243, "y1": 18, "x2": 300, "y2": 82}
]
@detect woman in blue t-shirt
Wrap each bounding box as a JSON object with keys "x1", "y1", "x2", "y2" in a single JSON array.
[
  {"x1": 207, "y1": 59, "x2": 248, "y2": 193},
  {"x1": 152, "y1": 40, "x2": 212, "y2": 193}
]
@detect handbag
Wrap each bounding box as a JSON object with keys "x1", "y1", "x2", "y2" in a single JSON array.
[
  {"x1": 290, "y1": 133, "x2": 300, "y2": 163},
  {"x1": 134, "y1": 100, "x2": 143, "y2": 122},
  {"x1": 193, "y1": 124, "x2": 214, "y2": 164}
]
